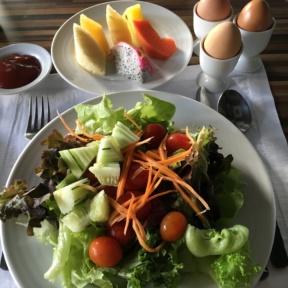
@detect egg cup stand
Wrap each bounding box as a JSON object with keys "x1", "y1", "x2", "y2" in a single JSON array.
[
  {"x1": 192, "y1": 3, "x2": 234, "y2": 56},
  {"x1": 193, "y1": 40, "x2": 201, "y2": 57},
  {"x1": 197, "y1": 36, "x2": 242, "y2": 93},
  {"x1": 196, "y1": 73, "x2": 231, "y2": 94},
  {"x1": 234, "y1": 54, "x2": 263, "y2": 73},
  {"x1": 234, "y1": 18, "x2": 276, "y2": 73}
]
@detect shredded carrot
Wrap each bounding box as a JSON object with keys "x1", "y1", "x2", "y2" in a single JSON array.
[
  {"x1": 125, "y1": 113, "x2": 141, "y2": 132},
  {"x1": 121, "y1": 137, "x2": 152, "y2": 154},
  {"x1": 107, "y1": 126, "x2": 211, "y2": 252},
  {"x1": 109, "y1": 213, "x2": 125, "y2": 227},
  {"x1": 158, "y1": 134, "x2": 168, "y2": 161},
  {"x1": 108, "y1": 196, "x2": 164, "y2": 252},
  {"x1": 132, "y1": 220, "x2": 165, "y2": 252},
  {"x1": 137, "y1": 157, "x2": 210, "y2": 211},
  {"x1": 108, "y1": 198, "x2": 127, "y2": 226},
  {"x1": 158, "y1": 147, "x2": 192, "y2": 167},
  {"x1": 116, "y1": 147, "x2": 135, "y2": 200},
  {"x1": 57, "y1": 112, "x2": 88, "y2": 143},
  {"x1": 76, "y1": 120, "x2": 104, "y2": 140},
  {"x1": 172, "y1": 181, "x2": 210, "y2": 228},
  {"x1": 134, "y1": 149, "x2": 210, "y2": 222},
  {"x1": 146, "y1": 189, "x2": 175, "y2": 202},
  {"x1": 164, "y1": 176, "x2": 210, "y2": 210},
  {"x1": 145, "y1": 150, "x2": 162, "y2": 160},
  {"x1": 135, "y1": 169, "x2": 162, "y2": 209},
  {"x1": 124, "y1": 193, "x2": 135, "y2": 235},
  {"x1": 75, "y1": 183, "x2": 98, "y2": 193},
  {"x1": 133, "y1": 216, "x2": 146, "y2": 240}
]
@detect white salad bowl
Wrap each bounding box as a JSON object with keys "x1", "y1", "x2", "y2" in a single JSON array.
[{"x1": 1, "y1": 90, "x2": 275, "y2": 288}]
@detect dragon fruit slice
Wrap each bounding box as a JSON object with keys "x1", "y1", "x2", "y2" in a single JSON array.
[{"x1": 110, "y1": 41, "x2": 153, "y2": 83}]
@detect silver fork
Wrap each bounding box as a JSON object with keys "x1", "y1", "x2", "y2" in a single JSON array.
[{"x1": 25, "y1": 96, "x2": 51, "y2": 140}]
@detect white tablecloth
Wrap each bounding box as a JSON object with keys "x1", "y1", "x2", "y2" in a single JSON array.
[{"x1": 1, "y1": 64, "x2": 288, "y2": 287}]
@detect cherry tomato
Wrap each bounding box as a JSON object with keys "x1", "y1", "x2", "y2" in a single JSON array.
[
  {"x1": 165, "y1": 133, "x2": 192, "y2": 154},
  {"x1": 145, "y1": 198, "x2": 167, "y2": 226},
  {"x1": 160, "y1": 211, "x2": 188, "y2": 242},
  {"x1": 124, "y1": 162, "x2": 149, "y2": 191},
  {"x1": 85, "y1": 169, "x2": 98, "y2": 185},
  {"x1": 89, "y1": 236, "x2": 123, "y2": 267},
  {"x1": 102, "y1": 185, "x2": 117, "y2": 199},
  {"x1": 117, "y1": 191, "x2": 152, "y2": 220},
  {"x1": 142, "y1": 123, "x2": 167, "y2": 150},
  {"x1": 107, "y1": 220, "x2": 135, "y2": 247}
]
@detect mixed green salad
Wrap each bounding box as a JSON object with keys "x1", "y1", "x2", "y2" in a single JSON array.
[{"x1": 0, "y1": 93, "x2": 261, "y2": 288}]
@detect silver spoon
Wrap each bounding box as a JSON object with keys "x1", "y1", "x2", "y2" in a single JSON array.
[{"x1": 196, "y1": 87, "x2": 252, "y2": 133}]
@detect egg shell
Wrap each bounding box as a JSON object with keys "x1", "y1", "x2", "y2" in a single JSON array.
[
  {"x1": 237, "y1": 0, "x2": 273, "y2": 32},
  {"x1": 197, "y1": 0, "x2": 231, "y2": 21},
  {"x1": 204, "y1": 22, "x2": 242, "y2": 60}
]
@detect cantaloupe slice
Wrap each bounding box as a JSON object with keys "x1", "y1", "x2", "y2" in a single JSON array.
[
  {"x1": 80, "y1": 14, "x2": 110, "y2": 57},
  {"x1": 122, "y1": 4, "x2": 143, "y2": 48},
  {"x1": 73, "y1": 23, "x2": 106, "y2": 76},
  {"x1": 106, "y1": 4, "x2": 132, "y2": 46}
]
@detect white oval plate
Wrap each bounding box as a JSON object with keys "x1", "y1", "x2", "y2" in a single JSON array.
[
  {"x1": 1, "y1": 90, "x2": 275, "y2": 287},
  {"x1": 0, "y1": 43, "x2": 52, "y2": 95},
  {"x1": 51, "y1": 1, "x2": 193, "y2": 94}
]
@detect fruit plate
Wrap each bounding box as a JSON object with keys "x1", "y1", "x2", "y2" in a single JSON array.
[
  {"x1": 1, "y1": 90, "x2": 275, "y2": 287},
  {"x1": 51, "y1": 1, "x2": 193, "y2": 94}
]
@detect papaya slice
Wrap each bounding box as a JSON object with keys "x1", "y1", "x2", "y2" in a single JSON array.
[{"x1": 133, "y1": 19, "x2": 177, "y2": 60}]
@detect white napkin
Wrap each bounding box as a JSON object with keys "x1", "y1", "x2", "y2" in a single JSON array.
[{"x1": 1, "y1": 64, "x2": 288, "y2": 287}]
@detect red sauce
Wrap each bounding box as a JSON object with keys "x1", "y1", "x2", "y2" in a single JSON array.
[{"x1": 0, "y1": 53, "x2": 41, "y2": 89}]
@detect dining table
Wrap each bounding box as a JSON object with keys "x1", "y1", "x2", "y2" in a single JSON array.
[{"x1": 0, "y1": 0, "x2": 288, "y2": 287}]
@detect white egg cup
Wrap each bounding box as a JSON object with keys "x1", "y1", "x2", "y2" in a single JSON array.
[
  {"x1": 197, "y1": 35, "x2": 242, "y2": 93},
  {"x1": 234, "y1": 16, "x2": 276, "y2": 73},
  {"x1": 193, "y1": 2, "x2": 234, "y2": 56}
]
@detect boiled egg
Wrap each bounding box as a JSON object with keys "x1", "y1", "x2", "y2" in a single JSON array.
[
  {"x1": 203, "y1": 22, "x2": 242, "y2": 60},
  {"x1": 237, "y1": 0, "x2": 273, "y2": 32},
  {"x1": 197, "y1": 0, "x2": 231, "y2": 21}
]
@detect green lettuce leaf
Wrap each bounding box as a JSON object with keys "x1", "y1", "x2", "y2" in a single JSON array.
[
  {"x1": 74, "y1": 94, "x2": 127, "y2": 135},
  {"x1": 185, "y1": 224, "x2": 249, "y2": 257},
  {"x1": 210, "y1": 242, "x2": 262, "y2": 288},
  {"x1": 127, "y1": 93, "x2": 176, "y2": 129},
  {"x1": 183, "y1": 126, "x2": 246, "y2": 225},
  {"x1": 180, "y1": 236, "x2": 262, "y2": 288},
  {"x1": 33, "y1": 219, "x2": 58, "y2": 246},
  {"x1": 42, "y1": 220, "x2": 107, "y2": 287},
  {"x1": 0, "y1": 179, "x2": 52, "y2": 235},
  {"x1": 117, "y1": 227, "x2": 184, "y2": 288},
  {"x1": 74, "y1": 93, "x2": 176, "y2": 136}
]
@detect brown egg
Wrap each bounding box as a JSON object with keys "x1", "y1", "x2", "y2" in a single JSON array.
[
  {"x1": 203, "y1": 22, "x2": 242, "y2": 60},
  {"x1": 197, "y1": 0, "x2": 231, "y2": 21},
  {"x1": 237, "y1": 0, "x2": 273, "y2": 32}
]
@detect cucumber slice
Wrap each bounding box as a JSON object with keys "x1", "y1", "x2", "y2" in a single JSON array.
[
  {"x1": 56, "y1": 173, "x2": 78, "y2": 190},
  {"x1": 112, "y1": 121, "x2": 140, "y2": 149},
  {"x1": 62, "y1": 199, "x2": 91, "y2": 232},
  {"x1": 59, "y1": 144, "x2": 99, "y2": 179},
  {"x1": 89, "y1": 190, "x2": 110, "y2": 223},
  {"x1": 53, "y1": 178, "x2": 90, "y2": 214},
  {"x1": 89, "y1": 162, "x2": 120, "y2": 186},
  {"x1": 97, "y1": 136, "x2": 123, "y2": 163}
]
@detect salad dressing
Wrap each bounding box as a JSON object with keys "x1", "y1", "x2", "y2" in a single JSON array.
[{"x1": 0, "y1": 53, "x2": 41, "y2": 89}]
